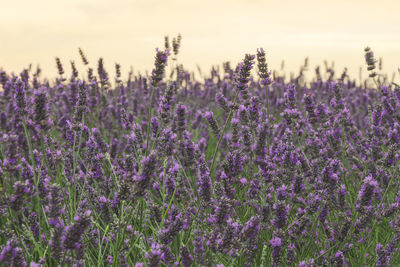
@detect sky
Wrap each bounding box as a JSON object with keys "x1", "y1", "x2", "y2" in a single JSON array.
[{"x1": 0, "y1": 0, "x2": 399, "y2": 81}]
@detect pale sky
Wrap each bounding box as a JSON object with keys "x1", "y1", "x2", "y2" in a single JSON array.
[{"x1": 0, "y1": 0, "x2": 399, "y2": 81}]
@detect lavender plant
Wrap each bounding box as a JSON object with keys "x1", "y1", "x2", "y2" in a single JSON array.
[{"x1": 0, "y1": 40, "x2": 400, "y2": 267}]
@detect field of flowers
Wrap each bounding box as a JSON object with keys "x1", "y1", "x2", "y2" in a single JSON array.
[{"x1": 1, "y1": 36, "x2": 400, "y2": 266}]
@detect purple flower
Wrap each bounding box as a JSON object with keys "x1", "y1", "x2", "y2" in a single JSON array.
[
  {"x1": 193, "y1": 230, "x2": 206, "y2": 265},
  {"x1": 0, "y1": 239, "x2": 27, "y2": 267},
  {"x1": 158, "y1": 82, "x2": 176, "y2": 124},
  {"x1": 158, "y1": 128, "x2": 177, "y2": 156},
  {"x1": 50, "y1": 223, "x2": 64, "y2": 261},
  {"x1": 146, "y1": 242, "x2": 163, "y2": 267},
  {"x1": 10, "y1": 181, "x2": 30, "y2": 212},
  {"x1": 151, "y1": 117, "x2": 159, "y2": 136},
  {"x1": 241, "y1": 215, "x2": 260, "y2": 241},
  {"x1": 180, "y1": 246, "x2": 193, "y2": 267},
  {"x1": 34, "y1": 88, "x2": 49, "y2": 129},
  {"x1": 63, "y1": 210, "x2": 92, "y2": 250},
  {"x1": 74, "y1": 80, "x2": 87, "y2": 124},
  {"x1": 356, "y1": 175, "x2": 380, "y2": 212},
  {"x1": 236, "y1": 54, "x2": 256, "y2": 105},
  {"x1": 47, "y1": 183, "x2": 64, "y2": 222},
  {"x1": 257, "y1": 48, "x2": 272, "y2": 86},
  {"x1": 198, "y1": 156, "x2": 213, "y2": 202},
  {"x1": 332, "y1": 251, "x2": 345, "y2": 267},
  {"x1": 286, "y1": 243, "x2": 296, "y2": 265},
  {"x1": 376, "y1": 243, "x2": 391, "y2": 267},
  {"x1": 270, "y1": 237, "x2": 282, "y2": 247},
  {"x1": 270, "y1": 237, "x2": 282, "y2": 265},
  {"x1": 15, "y1": 79, "x2": 27, "y2": 115},
  {"x1": 276, "y1": 185, "x2": 288, "y2": 200},
  {"x1": 133, "y1": 153, "x2": 157, "y2": 197},
  {"x1": 273, "y1": 201, "x2": 289, "y2": 229},
  {"x1": 216, "y1": 92, "x2": 230, "y2": 112},
  {"x1": 151, "y1": 49, "x2": 169, "y2": 86},
  {"x1": 205, "y1": 111, "x2": 220, "y2": 137},
  {"x1": 174, "y1": 103, "x2": 187, "y2": 137}
]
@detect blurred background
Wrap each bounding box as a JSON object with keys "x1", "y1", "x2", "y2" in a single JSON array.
[{"x1": 1, "y1": 0, "x2": 399, "y2": 82}]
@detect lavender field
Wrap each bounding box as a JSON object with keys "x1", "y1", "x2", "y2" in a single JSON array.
[{"x1": 1, "y1": 38, "x2": 400, "y2": 267}]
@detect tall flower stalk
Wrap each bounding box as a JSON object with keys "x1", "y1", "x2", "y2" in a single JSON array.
[
  {"x1": 209, "y1": 54, "x2": 255, "y2": 179},
  {"x1": 145, "y1": 48, "x2": 169, "y2": 156}
]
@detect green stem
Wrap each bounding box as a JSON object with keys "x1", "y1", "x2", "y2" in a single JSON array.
[
  {"x1": 22, "y1": 116, "x2": 46, "y2": 239},
  {"x1": 265, "y1": 84, "x2": 269, "y2": 115},
  {"x1": 209, "y1": 91, "x2": 239, "y2": 180},
  {"x1": 22, "y1": 117, "x2": 36, "y2": 185},
  {"x1": 265, "y1": 84, "x2": 271, "y2": 152},
  {"x1": 145, "y1": 84, "x2": 157, "y2": 156}
]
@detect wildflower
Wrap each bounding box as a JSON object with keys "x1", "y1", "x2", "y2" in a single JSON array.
[
  {"x1": 158, "y1": 82, "x2": 176, "y2": 124},
  {"x1": 174, "y1": 103, "x2": 187, "y2": 137},
  {"x1": 304, "y1": 92, "x2": 317, "y2": 124},
  {"x1": 50, "y1": 224, "x2": 64, "y2": 261},
  {"x1": 71, "y1": 61, "x2": 78, "y2": 79},
  {"x1": 193, "y1": 230, "x2": 206, "y2": 265},
  {"x1": 172, "y1": 34, "x2": 182, "y2": 56},
  {"x1": 256, "y1": 48, "x2": 272, "y2": 86},
  {"x1": 216, "y1": 92, "x2": 230, "y2": 113},
  {"x1": 273, "y1": 200, "x2": 289, "y2": 229},
  {"x1": 55, "y1": 57, "x2": 64, "y2": 76},
  {"x1": 160, "y1": 244, "x2": 175, "y2": 265},
  {"x1": 10, "y1": 181, "x2": 30, "y2": 212},
  {"x1": 15, "y1": 79, "x2": 27, "y2": 115},
  {"x1": 151, "y1": 49, "x2": 169, "y2": 87},
  {"x1": 236, "y1": 54, "x2": 256, "y2": 106},
  {"x1": 364, "y1": 47, "x2": 377, "y2": 78},
  {"x1": 97, "y1": 58, "x2": 109, "y2": 84},
  {"x1": 159, "y1": 212, "x2": 183, "y2": 244},
  {"x1": 92, "y1": 128, "x2": 108, "y2": 153},
  {"x1": 180, "y1": 246, "x2": 193, "y2": 267},
  {"x1": 133, "y1": 153, "x2": 157, "y2": 197},
  {"x1": 115, "y1": 63, "x2": 121, "y2": 83},
  {"x1": 74, "y1": 81, "x2": 87, "y2": 124},
  {"x1": 63, "y1": 210, "x2": 92, "y2": 250},
  {"x1": 146, "y1": 243, "x2": 163, "y2": 267},
  {"x1": 292, "y1": 175, "x2": 305, "y2": 195},
  {"x1": 47, "y1": 184, "x2": 64, "y2": 222},
  {"x1": 132, "y1": 122, "x2": 144, "y2": 149},
  {"x1": 249, "y1": 96, "x2": 261, "y2": 125},
  {"x1": 164, "y1": 36, "x2": 170, "y2": 50},
  {"x1": 376, "y1": 244, "x2": 390, "y2": 267},
  {"x1": 0, "y1": 239, "x2": 27, "y2": 267},
  {"x1": 241, "y1": 215, "x2": 260, "y2": 241},
  {"x1": 198, "y1": 156, "x2": 213, "y2": 202},
  {"x1": 356, "y1": 175, "x2": 380, "y2": 212},
  {"x1": 270, "y1": 236, "x2": 282, "y2": 266},
  {"x1": 318, "y1": 203, "x2": 329, "y2": 223},
  {"x1": 286, "y1": 243, "x2": 296, "y2": 265},
  {"x1": 78, "y1": 47, "x2": 89, "y2": 65},
  {"x1": 157, "y1": 128, "x2": 177, "y2": 156},
  {"x1": 331, "y1": 251, "x2": 345, "y2": 267},
  {"x1": 238, "y1": 104, "x2": 249, "y2": 126},
  {"x1": 34, "y1": 88, "x2": 49, "y2": 129},
  {"x1": 241, "y1": 125, "x2": 252, "y2": 152},
  {"x1": 151, "y1": 117, "x2": 159, "y2": 136},
  {"x1": 205, "y1": 111, "x2": 220, "y2": 137},
  {"x1": 230, "y1": 117, "x2": 240, "y2": 148}
]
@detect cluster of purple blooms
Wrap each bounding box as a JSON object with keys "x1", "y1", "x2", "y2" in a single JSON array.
[{"x1": 1, "y1": 39, "x2": 400, "y2": 266}]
